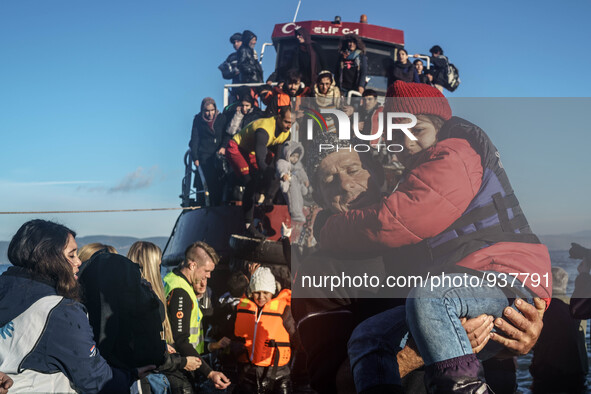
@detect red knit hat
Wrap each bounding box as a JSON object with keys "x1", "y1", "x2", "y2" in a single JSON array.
[{"x1": 385, "y1": 81, "x2": 452, "y2": 120}]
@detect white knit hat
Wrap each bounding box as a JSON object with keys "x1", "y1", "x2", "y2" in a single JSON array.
[{"x1": 249, "y1": 267, "x2": 276, "y2": 294}]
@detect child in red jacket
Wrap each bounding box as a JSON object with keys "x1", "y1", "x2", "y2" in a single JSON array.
[{"x1": 314, "y1": 81, "x2": 551, "y2": 392}]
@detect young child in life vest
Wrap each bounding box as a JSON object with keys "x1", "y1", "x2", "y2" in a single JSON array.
[
  {"x1": 315, "y1": 81, "x2": 552, "y2": 393},
  {"x1": 233, "y1": 267, "x2": 295, "y2": 394}
]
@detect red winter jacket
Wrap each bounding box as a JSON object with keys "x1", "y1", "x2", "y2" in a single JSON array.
[{"x1": 318, "y1": 138, "x2": 552, "y2": 300}]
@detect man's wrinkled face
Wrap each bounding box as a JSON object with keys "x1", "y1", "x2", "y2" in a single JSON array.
[
  {"x1": 249, "y1": 37, "x2": 257, "y2": 48},
  {"x1": 317, "y1": 76, "x2": 331, "y2": 95},
  {"x1": 296, "y1": 33, "x2": 305, "y2": 44},
  {"x1": 317, "y1": 151, "x2": 381, "y2": 213}
]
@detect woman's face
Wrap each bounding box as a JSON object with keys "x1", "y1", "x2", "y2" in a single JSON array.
[
  {"x1": 399, "y1": 50, "x2": 408, "y2": 63},
  {"x1": 347, "y1": 40, "x2": 357, "y2": 51},
  {"x1": 415, "y1": 61, "x2": 424, "y2": 74},
  {"x1": 203, "y1": 104, "x2": 216, "y2": 121},
  {"x1": 64, "y1": 234, "x2": 82, "y2": 279}
]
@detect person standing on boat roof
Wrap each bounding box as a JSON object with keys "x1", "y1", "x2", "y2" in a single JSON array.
[
  {"x1": 219, "y1": 32, "x2": 242, "y2": 84},
  {"x1": 189, "y1": 97, "x2": 228, "y2": 206},
  {"x1": 163, "y1": 242, "x2": 231, "y2": 391},
  {"x1": 291, "y1": 26, "x2": 327, "y2": 87},
  {"x1": 237, "y1": 30, "x2": 263, "y2": 84},
  {"x1": 225, "y1": 107, "x2": 293, "y2": 239},
  {"x1": 335, "y1": 34, "x2": 368, "y2": 97}
]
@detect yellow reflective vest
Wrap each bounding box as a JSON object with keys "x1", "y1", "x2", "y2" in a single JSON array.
[
  {"x1": 163, "y1": 271, "x2": 204, "y2": 354},
  {"x1": 232, "y1": 116, "x2": 291, "y2": 153}
]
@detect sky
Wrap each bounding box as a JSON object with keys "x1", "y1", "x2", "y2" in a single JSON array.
[{"x1": 1, "y1": 0, "x2": 590, "y2": 240}]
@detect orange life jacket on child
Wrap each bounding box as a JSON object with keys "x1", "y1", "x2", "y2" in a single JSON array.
[{"x1": 234, "y1": 289, "x2": 291, "y2": 367}]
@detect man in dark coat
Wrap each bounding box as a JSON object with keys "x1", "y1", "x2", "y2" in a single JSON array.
[
  {"x1": 190, "y1": 97, "x2": 228, "y2": 206},
  {"x1": 219, "y1": 32, "x2": 242, "y2": 84},
  {"x1": 237, "y1": 30, "x2": 263, "y2": 83}
]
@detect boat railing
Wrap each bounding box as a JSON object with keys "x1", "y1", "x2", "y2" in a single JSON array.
[
  {"x1": 223, "y1": 82, "x2": 278, "y2": 107},
  {"x1": 181, "y1": 149, "x2": 210, "y2": 208}
]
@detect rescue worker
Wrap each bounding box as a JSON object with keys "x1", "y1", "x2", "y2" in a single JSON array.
[
  {"x1": 225, "y1": 107, "x2": 293, "y2": 238},
  {"x1": 164, "y1": 241, "x2": 231, "y2": 391},
  {"x1": 233, "y1": 267, "x2": 295, "y2": 394}
]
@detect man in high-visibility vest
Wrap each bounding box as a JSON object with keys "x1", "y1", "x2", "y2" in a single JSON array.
[{"x1": 164, "y1": 241, "x2": 230, "y2": 390}]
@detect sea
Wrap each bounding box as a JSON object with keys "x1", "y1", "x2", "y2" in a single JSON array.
[{"x1": 1, "y1": 250, "x2": 589, "y2": 392}]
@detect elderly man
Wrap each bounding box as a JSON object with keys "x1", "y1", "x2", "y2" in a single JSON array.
[{"x1": 291, "y1": 128, "x2": 545, "y2": 393}]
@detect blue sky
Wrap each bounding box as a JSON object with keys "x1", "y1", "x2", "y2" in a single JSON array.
[{"x1": 1, "y1": 0, "x2": 590, "y2": 240}]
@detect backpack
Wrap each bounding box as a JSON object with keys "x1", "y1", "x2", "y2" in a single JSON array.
[{"x1": 445, "y1": 63, "x2": 461, "y2": 92}]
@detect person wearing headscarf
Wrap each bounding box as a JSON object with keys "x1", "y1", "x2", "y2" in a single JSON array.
[{"x1": 189, "y1": 97, "x2": 228, "y2": 206}]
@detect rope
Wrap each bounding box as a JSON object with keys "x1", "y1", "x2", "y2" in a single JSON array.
[{"x1": 0, "y1": 206, "x2": 202, "y2": 215}]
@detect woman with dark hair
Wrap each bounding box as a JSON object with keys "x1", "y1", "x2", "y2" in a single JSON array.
[
  {"x1": 0, "y1": 219, "x2": 152, "y2": 393},
  {"x1": 413, "y1": 59, "x2": 433, "y2": 85},
  {"x1": 291, "y1": 27, "x2": 327, "y2": 86},
  {"x1": 390, "y1": 48, "x2": 420, "y2": 84},
  {"x1": 335, "y1": 34, "x2": 368, "y2": 96}
]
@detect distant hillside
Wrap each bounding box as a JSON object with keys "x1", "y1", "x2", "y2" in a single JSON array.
[
  {"x1": 0, "y1": 235, "x2": 169, "y2": 265},
  {"x1": 539, "y1": 230, "x2": 591, "y2": 252}
]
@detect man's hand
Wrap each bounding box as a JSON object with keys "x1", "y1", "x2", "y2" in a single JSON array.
[
  {"x1": 183, "y1": 356, "x2": 202, "y2": 371},
  {"x1": 207, "y1": 371, "x2": 231, "y2": 389},
  {"x1": 357, "y1": 86, "x2": 365, "y2": 94},
  {"x1": 461, "y1": 314, "x2": 494, "y2": 353},
  {"x1": 0, "y1": 372, "x2": 13, "y2": 394},
  {"x1": 194, "y1": 159, "x2": 200, "y2": 167},
  {"x1": 166, "y1": 344, "x2": 176, "y2": 354},
  {"x1": 490, "y1": 298, "x2": 545, "y2": 355},
  {"x1": 342, "y1": 105, "x2": 354, "y2": 117},
  {"x1": 218, "y1": 147, "x2": 226, "y2": 156},
  {"x1": 209, "y1": 337, "x2": 231, "y2": 351}
]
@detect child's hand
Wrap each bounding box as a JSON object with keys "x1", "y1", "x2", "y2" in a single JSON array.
[{"x1": 282, "y1": 174, "x2": 291, "y2": 182}]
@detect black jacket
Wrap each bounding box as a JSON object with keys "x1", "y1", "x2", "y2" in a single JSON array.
[
  {"x1": 190, "y1": 112, "x2": 227, "y2": 162},
  {"x1": 237, "y1": 30, "x2": 263, "y2": 83},
  {"x1": 78, "y1": 251, "x2": 167, "y2": 370}
]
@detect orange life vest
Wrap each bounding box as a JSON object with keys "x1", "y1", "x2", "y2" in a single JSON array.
[{"x1": 234, "y1": 289, "x2": 292, "y2": 367}]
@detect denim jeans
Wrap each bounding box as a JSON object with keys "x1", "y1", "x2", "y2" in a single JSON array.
[{"x1": 348, "y1": 272, "x2": 534, "y2": 392}]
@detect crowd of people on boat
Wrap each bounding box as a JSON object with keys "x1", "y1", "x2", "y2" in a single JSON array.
[{"x1": 1, "y1": 27, "x2": 590, "y2": 394}]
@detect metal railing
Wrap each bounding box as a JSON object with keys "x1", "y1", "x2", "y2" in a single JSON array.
[{"x1": 223, "y1": 82, "x2": 278, "y2": 107}]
